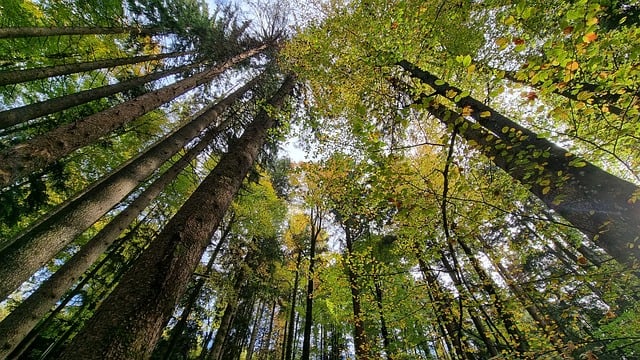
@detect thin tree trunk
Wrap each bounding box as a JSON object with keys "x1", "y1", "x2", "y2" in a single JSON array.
[
  {"x1": 400, "y1": 60, "x2": 640, "y2": 267},
  {"x1": 260, "y1": 300, "x2": 277, "y2": 360},
  {"x1": 0, "y1": 43, "x2": 269, "y2": 186},
  {"x1": 0, "y1": 26, "x2": 163, "y2": 39},
  {"x1": 285, "y1": 251, "x2": 303, "y2": 360},
  {"x1": 57, "y1": 76, "x2": 295, "y2": 359},
  {"x1": 208, "y1": 288, "x2": 242, "y2": 360},
  {"x1": 0, "y1": 74, "x2": 261, "y2": 300},
  {"x1": 246, "y1": 300, "x2": 266, "y2": 360},
  {"x1": 456, "y1": 236, "x2": 529, "y2": 354},
  {"x1": 0, "y1": 62, "x2": 197, "y2": 130},
  {"x1": 301, "y1": 207, "x2": 322, "y2": 360},
  {"x1": 373, "y1": 276, "x2": 392, "y2": 360},
  {"x1": 0, "y1": 51, "x2": 189, "y2": 86},
  {"x1": 415, "y1": 250, "x2": 479, "y2": 360},
  {"x1": 344, "y1": 227, "x2": 370, "y2": 360}
]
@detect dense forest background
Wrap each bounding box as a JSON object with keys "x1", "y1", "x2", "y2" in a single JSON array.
[{"x1": 0, "y1": 0, "x2": 639, "y2": 359}]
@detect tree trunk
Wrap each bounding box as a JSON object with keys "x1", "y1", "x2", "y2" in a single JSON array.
[
  {"x1": 5, "y1": 223, "x2": 141, "y2": 359},
  {"x1": 456, "y1": 236, "x2": 529, "y2": 354},
  {"x1": 0, "y1": 62, "x2": 197, "y2": 130},
  {"x1": 208, "y1": 276, "x2": 245, "y2": 360},
  {"x1": 0, "y1": 74, "x2": 261, "y2": 300},
  {"x1": 57, "y1": 76, "x2": 295, "y2": 359},
  {"x1": 400, "y1": 60, "x2": 640, "y2": 267},
  {"x1": 415, "y1": 249, "x2": 481, "y2": 360},
  {"x1": 161, "y1": 222, "x2": 231, "y2": 360},
  {"x1": 0, "y1": 111, "x2": 236, "y2": 357},
  {"x1": 260, "y1": 300, "x2": 277, "y2": 359},
  {"x1": 0, "y1": 43, "x2": 269, "y2": 186},
  {"x1": 285, "y1": 251, "x2": 302, "y2": 360},
  {"x1": 373, "y1": 276, "x2": 392, "y2": 360},
  {"x1": 0, "y1": 51, "x2": 190, "y2": 86},
  {"x1": 344, "y1": 227, "x2": 370, "y2": 360},
  {"x1": 0, "y1": 26, "x2": 163, "y2": 39},
  {"x1": 246, "y1": 300, "x2": 266, "y2": 360},
  {"x1": 301, "y1": 207, "x2": 322, "y2": 360}
]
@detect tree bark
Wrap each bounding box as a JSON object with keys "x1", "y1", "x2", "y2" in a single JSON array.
[
  {"x1": 161, "y1": 223, "x2": 231, "y2": 360},
  {"x1": 246, "y1": 300, "x2": 266, "y2": 360},
  {"x1": 0, "y1": 74, "x2": 261, "y2": 301},
  {"x1": 301, "y1": 207, "x2": 322, "y2": 360},
  {"x1": 0, "y1": 26, "x2": 163, "y2": 39},
  {"x1": 0, "y1": 62, "x2": 197, "y2": 130},
  {"x1": 344, "y1": 227, "x2": 370, "y2": 360},
  {"x1": 0, "y1": 43, "x2": 269, "y2": 186},
  {"x1": 0, "y1": 51, "x2": 189, "y2": 86},
  {"x1": 57, "y1": 76, "x2": 295, "y2": 359},
  {"x1": 284, "y1": 251, "x2": 302, "y2": 360},
  {"x1": 400, "y1": 60, "x2": 640, "y2": 268}
]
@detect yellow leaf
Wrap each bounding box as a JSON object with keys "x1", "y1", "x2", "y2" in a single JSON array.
[
  {"x1": 446, "y1": 89, "x2": 458, "y2": 98},
  {"x1": 461, "y1": 106, "x2": 473, "y2": 116},
  {"x1": 566, "y1": 61, "x2": 579, "y2": 71},
  {"x1": 586, "y1": 17, "x2": 599, "y2": 26},
  {"x1": 480, "y1": 111, "x2": 491, "y2": 118},
  {"x1": 542, "y1": 186, "x2": 551, "y2": 195},
  {"x1": 583, "y1": 32, "x2": 598, "y2": 43},
  {"x1": 467, "y1": 64, "x2": 476, "y2": 74}
]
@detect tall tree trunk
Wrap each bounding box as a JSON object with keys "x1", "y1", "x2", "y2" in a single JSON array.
[
  {"x1": 301, "y1": 207, "x2": 322, "y2": 360},
  {"x1": 0, "y1": 112, "x2": 235, "y2": 357},
  {"x1": 373, "y1": 276, "x2": 392, "y2": 360},
  {"x1": 208, "y1": 277, "x2": 245, "y2": 360},
  {"x1": 161, "y1": 222, "x2": 231, "y2": 360},
  {"x1": 56, "y1": 76, "x2": 294, "y2": 359},
  {"x1": 0, "y1": 51, "x2": 190, "y2": 86},
  {"x1": 0, "y1": 74, "x2": 261, "y2": 300},
  {"x1": 0, "y1": 26, "x2": 164, "y2": 39},
  {"x1": 0, "y1": 61, "x2": 197, "y2": 130},
  {"x1": 455, "y1": 236, "x2": 529, "y2": 354},
  {"x1": 246, "y1": 300, "x2": 266, "y2": 360},
  {"x1": 415, "y1": 249, "x2": 481, "y2": 360},
  {"x1": 6, "y1": 223, "x2": 142, "y2": 359},
  {"x1": 260, "y1": 300, "x2": 277, "y2": 360},
  {"x1": 344, "y1": 227, "x2": 370, "y2": 360},
  {"x1": 285, "y1": 251, "x2": 303, "y2": 360},
  {"x1": 438, "y1": 252, "x2": 497, "y2": 359},
  {"x1": 399, "y1": 60, "x2": 640, "y2": 267},
  {"x1": 0, "y1": 43, "x2": 269, "y2": 186}
]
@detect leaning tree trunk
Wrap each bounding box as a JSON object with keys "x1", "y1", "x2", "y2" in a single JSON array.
[
  {"x1": 399, "y1": 60, "x2": 640, "y2": 268},
  {"x1": 0, "y1": 74, "x2": 261, "y2": 301},
  {"x1": 0, "y1": 26, "x2": 164, "y2": 39},
  {"x1": 0, "y1": 61, "x2": 198, "y2": 130},
  {"x1": 0, "y1": 51, "x2": 190, "y2": 86},
  {"x1": 57, "y1": 76, "x2": 295, "y2": 359},
  {"x1": 0, "y1": 43, "x2": 269, "y2": 186}
]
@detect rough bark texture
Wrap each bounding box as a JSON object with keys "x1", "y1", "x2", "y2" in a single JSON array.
[
  {"x1": 400, "y1": 60, "x2": 640, "y2": 268},
  {"x1": 0, "y1": 26, "x2": 162, "y2": 39},
  {"x1": 0, "y1": 51, "x2": 189, "y2": 86},
  {"x1": 0, "y1": 112, "x2": 234, "y2": 357},
  {"x1": 284, "y1": 252, "x2": 302, "y2": 360},
  {"x1": 0, "y1": 62, "x2": 196, "y2": 130},
  {"x1": 0, "y1": 43, "x2": 268, "y2": 186},
  {"x1": 57, "y1": 76, "x2": 295, "y2": 360},
  {"x1": 0, "y1": 75, "x2": 260, "y2": 300}
]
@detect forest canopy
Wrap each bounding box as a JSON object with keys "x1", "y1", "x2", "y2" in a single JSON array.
[{"x1": 0, "y1": 0, "x2": 639, "y2": 359}]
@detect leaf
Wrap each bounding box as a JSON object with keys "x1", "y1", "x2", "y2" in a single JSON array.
[
  {"x1": 542, "y1": 186, "x2": 551, "y2": 195},
  {"x1": 566, "y1": 61, "x2": 579, "y2": 71},
  {"x1": 480, "y1": 111, "x2": 491, "y2": 118},
  {"x1": 582, "y1": 32, "x2": 598, "y2": 43},
  {"x1": 445, "y1": 89, "x2": 458, "y2": 98},
  {"x1": 462, "y1": 55, "x2": 472, "y2": 67}
]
